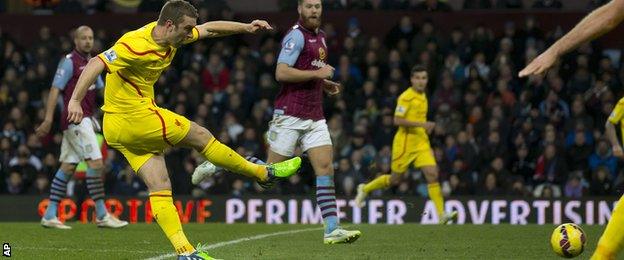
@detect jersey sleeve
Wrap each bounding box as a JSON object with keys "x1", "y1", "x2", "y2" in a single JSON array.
[
  {"x1": 277, "y1": 29, "x2": 305, "y2": 67},
  {"x1": 52, "y1": 57, "x2": 73, "y2": 90},
  {"x1": 394, "y1": 96, "x2": 410, "y2": 118},
  {"x1": 182, "y1": 27, "x2": 200, "y2": 45},
  {"x1": 609, "y1": 100, "x2": 624, "y2": 125},
  {"x1": 97, "y1": 42, "x2": 140, "y2": 73}
]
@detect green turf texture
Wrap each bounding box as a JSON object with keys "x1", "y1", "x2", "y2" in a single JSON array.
[{"x1": 0, "y1": 223, "x2": 606, "y2": 259}]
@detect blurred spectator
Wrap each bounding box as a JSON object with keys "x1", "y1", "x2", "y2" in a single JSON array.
[
  {"x1": 202, "y1": 54, "x2": 230, "y2": 92},
  {"x1": 463, "y1": 0, "x2": 492, "y2": 9},
  {"x1": 29, "y1": 173, "x2": 49, "y2": 195},
  {"x1": 588, "y1": 139, "x2": 617, "y2": 178},
  {"x1": 509, "y1": 176, "x2": 530, "y2": 196},
  {"x1": 532, "y1": 0, "x2": 563, "y2": 9},
  {"x1": 478, "y1": 172, "x2": 503, "y2": 196},
  {"x1": 495, "y1": 0, "x2": 523, "y2": 9},
  {"x1": 589, "y1": 167, "x2": 613, "y2": 196},
  {"x1": 510, "y1": 145, "x2": 535, "y2": 183},
  {"x1": 534, "y1": 183, "x2": 562, "y2": 198},
  {"x1": 113, "y1": 165, "x2": 146, "y2": 196},
  {"x1": 564, "y1": 173, "x2": 584, "y2": 198},
  {"x1": 6, "y1": 171, "x2": 25, "y2": 194},
  {"x1": 566, "y1": 131, "x2": 593, "y2": 175},
  {"x1": 412, "y1": 0, "x2": 452, "y2": 11},
  {"x1": 533, "y1": 144, "x2": 567, "y2": 185}
]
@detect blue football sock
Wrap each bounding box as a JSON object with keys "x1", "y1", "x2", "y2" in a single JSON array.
[
  {"x1": 316, "y1": 175, "x2": 338, "y2": 234},
  {"x1": 86, "y1": 168, "x2": 107, "y2": 219},
  {"x1": 44, "y1": 169, "x2": 69, "y2": 220}
]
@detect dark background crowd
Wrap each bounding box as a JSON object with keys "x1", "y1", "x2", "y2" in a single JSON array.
[
  {"x1": 0, "y1": 0, "x2": 614, "y2": 13},
  {"x1": 1, "y1": 0, "x2": 623, "y2": 201}
]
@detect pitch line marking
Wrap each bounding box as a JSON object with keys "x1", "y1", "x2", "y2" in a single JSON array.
[{"x1": 145, "y1": 227, "x2": 323, "y2": 260}]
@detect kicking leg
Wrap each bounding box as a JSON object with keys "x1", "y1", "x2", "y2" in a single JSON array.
[{"x1": 182, "y1": 122, "x2": 300, "y2": 183}]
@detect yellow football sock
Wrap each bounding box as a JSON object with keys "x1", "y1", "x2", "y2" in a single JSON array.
[
  {"x1": 592, "y1": 195, "x2": 624, "y2": 260},
  {"x1": 363, "y1": 174, "x2": 390, "y2": 193},
  {"x1": 428, "y1": 182, "x2": 445, "y2": 217},
  {"x1": 150, "y1": 190, "x2": 195, "y2": 255},
  {"x1": 201, "y1": 137, "x2": 267, "y2": 181}
]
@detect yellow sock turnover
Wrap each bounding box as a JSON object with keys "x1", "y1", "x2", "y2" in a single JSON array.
[{"x1": 150, "y1": 190, "x2": 194, "y2": 255}]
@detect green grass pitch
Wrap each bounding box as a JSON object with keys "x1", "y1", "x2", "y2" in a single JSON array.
[{"x1": 0, "y1": 223, "x2": 606, "y2": 259}]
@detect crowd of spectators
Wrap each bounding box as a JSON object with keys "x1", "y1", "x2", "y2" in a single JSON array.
[
  {"x1": 1, "y1": 3, "x2": 623, "y2": 201},
  {"x1": 0, "y1": 0, "x2": 612, "y2": 14}
]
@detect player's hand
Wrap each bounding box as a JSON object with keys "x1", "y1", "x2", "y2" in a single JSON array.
[
  {"x1": 247, "y1": 20, "x2": 273, "y2": 33},
  {"x1": 316, "y1": 65, "x2": 335, "y2": 80},
  {"x1": 613, "y1": 146, "x2": 624, "y2": 159},
  {"x1": 518, "y1": 50, "x2": 558, "y2": 78},
  {"x1": 67, "y1": 99, "x2": 84, "y2": 124},
  {"x1": 322, "y1": 79, "x2": 341, "y2": 96},
  {"x1": 424, "y1": 122, "x2": 436, "y2": 133},
  {"x1": 35, "y1": 119, "x2": 53, "y2": 137}
]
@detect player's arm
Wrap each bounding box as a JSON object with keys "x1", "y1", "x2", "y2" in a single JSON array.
[
  {"x1": 276, "y1": 63, "x2": 334, "y2": 83},
  {"x1": 35, "y1": 58, "x2": 73, "y2": 137},
  {"x1": 606, "y1": 102, "x2": 624, "y2": 158},
  {"x1": 196, "y1": 20, "x2": 272, "y2": 39},
  {"x1": 275, "y1": 29, "x2": 333, "y2": 83},
  {"x1": 393, "y1": 97, "x2": 435, "y2": 132},
  {"x1": 68, "y1": 42, "x2": 136, "y2": 123},
  {"x1": 519, "y1": 0, "x2": 624, "y2": 77},
  {"x1": 393, "y1": 117, "x2": 433, "y2": 128},
  {"x1": 67, "y1": 57, "x2": 105, "y2": 124}
]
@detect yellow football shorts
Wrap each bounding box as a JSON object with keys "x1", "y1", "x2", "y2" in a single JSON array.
[
  {"x1": 103, "y1": 106, "x2": 191, "y2": 172},
  {"x1": 391, "y1": 133, "x2": 436, "y2": 173}
]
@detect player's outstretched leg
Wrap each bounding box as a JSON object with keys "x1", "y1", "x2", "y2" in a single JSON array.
[
  {"x1": 591, "y1": 195, "x2": 624, "y2": 260},
  {"x1": 182, "y1": 123, "x2": 300, "y2": 184},
  {"x1": 86, "y1": 160, "x2": 128, "y2": 228},
  {"x1": 192, "y1": 156, "x2": 294, "y2": 190},
  {"x1": 139, "y1": 156, "x2": 217, "y2": 259},
  {"x1": 41, "y1": 164, "x2": 74, "y2": 229}
]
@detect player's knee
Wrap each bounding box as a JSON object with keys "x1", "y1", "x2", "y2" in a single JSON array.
[
  {"x1": 314, "y1": 160, "x2": 334, "y2": 174},
  {"x1": 60, "y1": 163, "x2": 77, "y2": 175},
  {"x1": 87, "y1": 159, "x2": 104, "y2": 170},
  {"x1": 188, "y1": 122, "x2": 214, "y2": 149},
  {"x1": 423, "y1": 167, "x2": 439, "y2": 182},
  {"x1": 389, "y1": 174, "x2": 401, "y2": 186}
]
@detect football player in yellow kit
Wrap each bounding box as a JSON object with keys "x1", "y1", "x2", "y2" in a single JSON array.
[
  {"x1": 354, "y1": 65, "x2": 457, "y2": 224},
  {"x1": 66, "y1": 1, "x2": 301, "y2": 259}
]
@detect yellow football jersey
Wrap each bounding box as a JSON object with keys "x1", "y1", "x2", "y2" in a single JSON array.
[
  {"x1": 608, "y1": 97, "x2": 624, "y2": 143},
  {"x1": 97, "y1": 21, "x2": 199, "y2": 113},
  {"x1": 394, "y1": 87, "x2": 429, "y2": 141}
]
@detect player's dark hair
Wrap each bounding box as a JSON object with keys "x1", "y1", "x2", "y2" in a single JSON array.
[
  {"x1": 410, "y1": 65, "x2": 427, "y2": 76},
  {"x1": 298, "y1": 0, "x2": 318, "y2": 5},
  {"x1": 158, "y1": 0, "x2": 198, "y2": 26}
]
